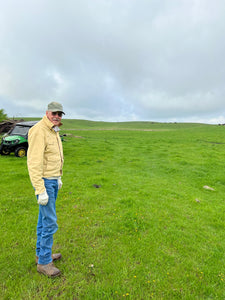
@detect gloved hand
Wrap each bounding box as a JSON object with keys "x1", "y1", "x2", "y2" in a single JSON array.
[
  {"x1": 58, "y1": 177, "x2": 63, "y2": 190},
  {"x1": 37, "y1": 190, "x2": 49, "y2": 205}
]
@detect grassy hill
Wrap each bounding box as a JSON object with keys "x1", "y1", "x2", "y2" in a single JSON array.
[
  {"x1": 22, "y1": 117, "x2": 213, "y2": 130},
  {"x1": 1, "y1": 120, "x2": 225, "y2": 299}
]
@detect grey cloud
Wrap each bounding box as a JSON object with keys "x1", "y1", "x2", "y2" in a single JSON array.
[{"x1": 1, "y1": 0, "x2": 225, "y2": 123}]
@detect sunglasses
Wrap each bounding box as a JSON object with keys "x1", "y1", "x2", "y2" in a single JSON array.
[{"x1": 51, "y1": 111, "x2": 63, "y2": 117}]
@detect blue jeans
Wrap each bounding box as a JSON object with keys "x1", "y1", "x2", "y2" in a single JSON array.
[{"x1": 36, "y1": 178, "x2": 59, "y2": 265}]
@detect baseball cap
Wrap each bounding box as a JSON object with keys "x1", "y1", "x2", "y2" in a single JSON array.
[{"x1": 47, "y1": 102, "x2": 65, "y2": 114}]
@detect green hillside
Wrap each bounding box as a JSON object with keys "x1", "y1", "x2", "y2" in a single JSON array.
[{"x1": 1, "y1": 120, "x2": 225, "y2": 299}]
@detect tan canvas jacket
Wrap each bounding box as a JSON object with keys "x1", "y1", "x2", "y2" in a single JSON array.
[{"x1": 27, "y1": 115, "x2": 64, "y2": 195}]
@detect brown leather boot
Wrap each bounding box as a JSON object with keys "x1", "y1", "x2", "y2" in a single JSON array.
[
  {"x1": 35, "y1": 253, "x2": 62, "y2": 264},
  {"x1": 37, "y1": 262, "x2": 61, "y2": 277}
]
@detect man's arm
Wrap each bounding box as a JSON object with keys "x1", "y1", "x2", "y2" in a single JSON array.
[{"x1": 27, "y1": 127, "x2": 46, "y2": 195}]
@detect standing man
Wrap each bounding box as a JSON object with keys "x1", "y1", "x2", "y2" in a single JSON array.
[{"x1": 27, "y1": 101, "x2": 65, "y2": 277}]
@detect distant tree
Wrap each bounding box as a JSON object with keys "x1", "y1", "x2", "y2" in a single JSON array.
[{"x1": 0, "y1": 109, "x2": 8, "y2": 122}]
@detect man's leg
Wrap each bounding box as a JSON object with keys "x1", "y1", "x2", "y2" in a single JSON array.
[
  {"x1": 37, "y1": 179, "x2": 60, "y2": 277},
  {"x1": 38, "y1": 178, "x2": 58, "y2": 264},
  {"x1": 36, "y1": 202, "x2": 61, "y2": 264},
  {"x1": 36, "y1": 209, "x2": 43, "y2": 258}
]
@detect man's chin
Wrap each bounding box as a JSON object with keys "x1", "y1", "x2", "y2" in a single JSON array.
[{"x1": 52, "y1": 121, "x2": 60, "y2": 126}]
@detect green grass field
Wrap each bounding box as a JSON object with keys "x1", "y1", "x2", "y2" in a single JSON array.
[{"x1": 1, "y1": 120, "x2": 225, "y2": 299}]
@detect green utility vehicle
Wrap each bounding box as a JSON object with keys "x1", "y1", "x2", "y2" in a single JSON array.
[{"x1": 0, "y1": 121, "x2": 37, "y2": 157}]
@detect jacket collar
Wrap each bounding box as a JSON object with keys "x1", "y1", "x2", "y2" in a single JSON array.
[
  {"x1": 42, "y1": 115, "x2": 55, "y2": 130},
  {"x1": 42, "y1": 115, "x2": 63, "y2": 129}
]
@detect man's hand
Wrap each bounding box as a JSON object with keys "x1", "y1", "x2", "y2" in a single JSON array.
[
  {"x1": 58, "y1": 177, "x2": 63, "y2": 190},
  {"x1": 38, "y1": 190, "x2": 49, "y2": 205}
]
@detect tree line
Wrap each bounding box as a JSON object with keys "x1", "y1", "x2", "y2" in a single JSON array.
[{"x1": 0, "y1": 109, "x2": 8, "y2": 122}]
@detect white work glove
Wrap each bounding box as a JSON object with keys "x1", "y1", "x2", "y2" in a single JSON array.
[
  {"x1": 58, "y1": 177, "x2": 63, "y2": 190},
  {"x1": 37, "y1": 190, "x2": 49, "y2": 205}
]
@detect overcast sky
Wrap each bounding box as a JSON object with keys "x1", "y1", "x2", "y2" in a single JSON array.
[{"x1": 1, "y1": 0, "x2": 225, "y2": 123}]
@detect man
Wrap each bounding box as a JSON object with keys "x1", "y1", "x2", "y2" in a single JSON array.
[{"x1": 27, "y1": 101, "x2": 65, "y2": 277}]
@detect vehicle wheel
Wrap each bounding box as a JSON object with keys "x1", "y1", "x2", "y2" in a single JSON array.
[
  {"x1": 1, "y1": 149, "x2": 10, "y2": 155},
  {"x1": 15, "y1": 146, "x2": 27, "y2": 157}
]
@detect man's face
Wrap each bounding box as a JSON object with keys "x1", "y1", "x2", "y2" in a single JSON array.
[{"x1": 46, "y1": 111, "x2": 62, "y2": 126}]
